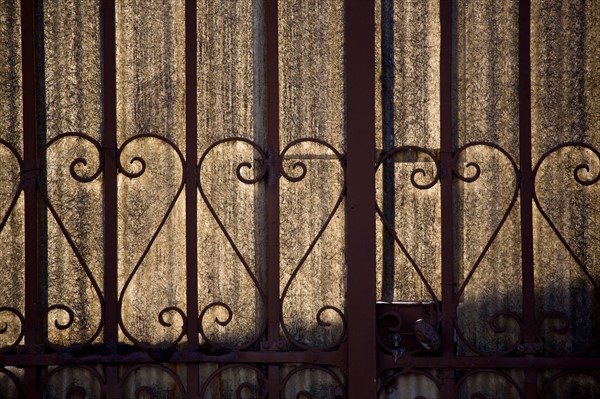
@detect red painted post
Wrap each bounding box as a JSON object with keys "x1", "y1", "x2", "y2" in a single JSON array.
[
  {"x1": 101, "y1": 0, "x2": 119, "y2": 396},
  {"x1": 265, "y1": 0, "x2": 282, "y2": 396},
  {"x1": 440, "y1": 1, "x2": 456, "y2": 397},
  {"x1": 345, "y1": 0, "x2": 377, "y2": 397},
  {"x1": 185, "y1": 0, "x2": 200, "y2": 397},
  {"x1": 21, "y1": 0, "x2": 40, "y2": 396},
  {"x1": 518, "y1": 1, "x2": 537, "y2": 397}
]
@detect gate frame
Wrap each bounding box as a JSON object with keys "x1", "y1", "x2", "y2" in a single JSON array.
[{"x1": 5, "y1": 0, "x2": 600, "y2": 397}]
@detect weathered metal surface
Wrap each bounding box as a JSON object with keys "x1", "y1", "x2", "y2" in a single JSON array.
[{"x1": 375, "y1": 0, "x2": 600, "y2": 398}]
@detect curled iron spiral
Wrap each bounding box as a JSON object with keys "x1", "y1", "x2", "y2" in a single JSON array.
[
  {"x1": 456, "y1": 369, "x2": 524, "y2": 399},
  {"x1": 536, "y1": 311, "x2": 573, "y2": 355},
  {"x1": 377, "y1": 370, "x2": 440, "y2": 398},
  {"x1": 280, "y1": 304, "x2": 347, "y2": 351},
  {"x1": 39, "y1": 365, "x2": 104, "y2": 398},
  {"x1": 376, "y1": 310, "x2": 403, "y2": 354},
  {"x1": 488, "y1": 311, "x2": 520, "y2": 334},
  {"x1": 198, "y1": 137, "x2": 268, "y2": 187},
  {"x1": 0, "y1": 307, "x2": 25, "y2": 353},
  {"x1": 156, "y1": 306, "x2": 187, "y2": 345},
  {"x1": 121, "y1": 364, "x2": 186, "y2": 398},
  {"x1": 197, "y1": 138, "x2": 268, "y2": 350},
  {"x1": 376, "y1": 145, "x2": 441, "y2": 190},
  {"x1": 41, "y1": 132, "x2": 105, "y2": 183},
  {"x1": 235, "y1": 382, "x2": 265, "y2": 399},
  {"x1": 379, "y1": 311, "x2": 403, "y2": 332},
  {"x1": 199, "y1": 364, "x2": 266, "y2": 399},
  {"x1": 198, "y1": 301, "x2": 236, "y2": 349},
  {"x1": 0, "y1": 367, "x2": 23, "y2": 398},
  {"x1": 38, "y1": 133, "x2": 105, "y2": 349},
  {"x1": 453, "y1": 142, "x2": 519, "y2": 183},
  {"x1": 279, "y1": 139, "x2": 347, "y2": 350},
  {"x1": 533, "y1": 142, "x2": 600, "y2": 187},
  {"x1": 66, "y1": 386, "x2": 87, "y2": 398},
  {"x1": 280, "y1": 365, "x2": 346, "y2": 399},
  {"x1": 454, "y1": 310, "x2": 523, "y2": 357},
  {"x1": 537, "y1": 311, "x2": 570, "y2": 335},
  {"x1": 43, "y1": 304, "x2": 75, "y2": 331},
  {"x1": 117, "y1": 134, "x2": 187, "y2": 349},
  {"x1": 135, "y1": 387, "x2": 156, "y2": 398},
  {"x1": 539, "y1": 370, "x2": 600, "y2": 398}
]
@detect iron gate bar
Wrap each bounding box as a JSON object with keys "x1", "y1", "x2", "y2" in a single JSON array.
[
  {"x1": 0, "y1": 348, "x2": 348, "y2": 368},
  {"x1": 439, "y1": 0, "x2": 456, "y2": 397},
  {"x1": 345, "y1": 0, "x2": 377, "y2": 397},
  {"x1": 265, "y1": 0, "x2": 282, "y2": 395},
  {"x1": 100, "y1": 1, "x2": 118, "y2": 396},
  {"x1": 21, "y1": 0, "x2": 39, "y2": 397},
  {"x1": 4, "y1": 346, "x2": 600, "y2": 370},
  {"x1": 377, "y1": 354, "x2": 600, "y2": 370},
  {"x1": 101, "y1": 0, "x2": 119, "y2": 396},
  {"x1": 518, "y1": 1, "x2": 537, "y2": 398},
  {"x1": 185, "y1": 0, "x2": 200, "y2": 396},
  {"x1": 380, "y1": 0, "x2": 396, "y2": 302}
]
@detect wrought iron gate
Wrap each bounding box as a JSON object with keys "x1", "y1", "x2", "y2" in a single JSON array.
[{"x1": 0, "y1": 0, "x2": 599, "y2": 397}]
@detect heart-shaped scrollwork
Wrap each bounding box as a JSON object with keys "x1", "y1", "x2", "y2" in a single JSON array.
[
  {"x1": 197, "y1": 138, "x2": 268, "y2": 350},
  {"x1": 279, "y1": 138, "x2": 347, "y2": 350},
  {"x1": 38, "y1": 132, "x2": 105, "y2": 349},
  {"x1": 453, "y1": 142, "x2": 521, "y2": 355},
  {"x1": 533, "y1": 142, "x2": 600, "y2": 355},
  {"x1": 117, "y1": 134, "x2": 186, "y2": 349},
  {"x1": 0, "y1": 139, "x2": 24, "y2": 353},
  {"x1": 375, "y1": 145, "x2": 441, "y2": 304}
]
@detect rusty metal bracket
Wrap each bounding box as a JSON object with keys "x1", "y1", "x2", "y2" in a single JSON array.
[
  {"x1": 16, "y1": 344, "x2": 43, "y2": 354},
  {"x1": 20, "y1": 168, "x2": 38, "y2": 185},
  {"x1": 261, "y1": 340, "x2": 287, "y2": 351},
  {"x1": 517, "y1": 343, "x2": 543, "y2": 355}
]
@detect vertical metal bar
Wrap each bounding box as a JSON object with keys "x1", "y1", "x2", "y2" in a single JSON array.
[
  {"x1": 518, "y1": 1, "x2": 537, "y2": 398},
  {"x1": 440, "y1": 0, "x2": 456, "y2": 397},
  {"x1": 265, "y1": 0, "x2": 280, "y2": 345},
  {"x1": 21, "y1": 0, "x2": 39, "y2": 395},
  {"x1": 380, "y1": 0, "x2": 395, "y2": 302},
  {"x1": 101, "y1": 0, "x2": 119, "y2": 396},
  {"x1": 524, "y1": 368, "x2": 536, "y2": 399},
  {"x1": 265, "y1": 0, "x2": 281, "y2": 397},
  {"x1": 34, "y1": 0, "x2": 48, "y2": 326},
  {"x1": 185, "y1": 0, "x2": 199, "y2": 397},
  {"x1": 267, "y1": 366, "x2": 280, "y2": 399},
  {"x1": 345, "y1": 0, "x2": 376, "y2": 397},
  {"x1": 101, "y1": 0, "x2": 117, "y2": 353}
]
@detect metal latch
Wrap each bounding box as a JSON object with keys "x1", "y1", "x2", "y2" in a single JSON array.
[
  {"x1": 414, "y1": 319, "x2": 441, "y2": 352},
  {"x1": 391, "y1": 332, "x2": 405, "y2": 363}
]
